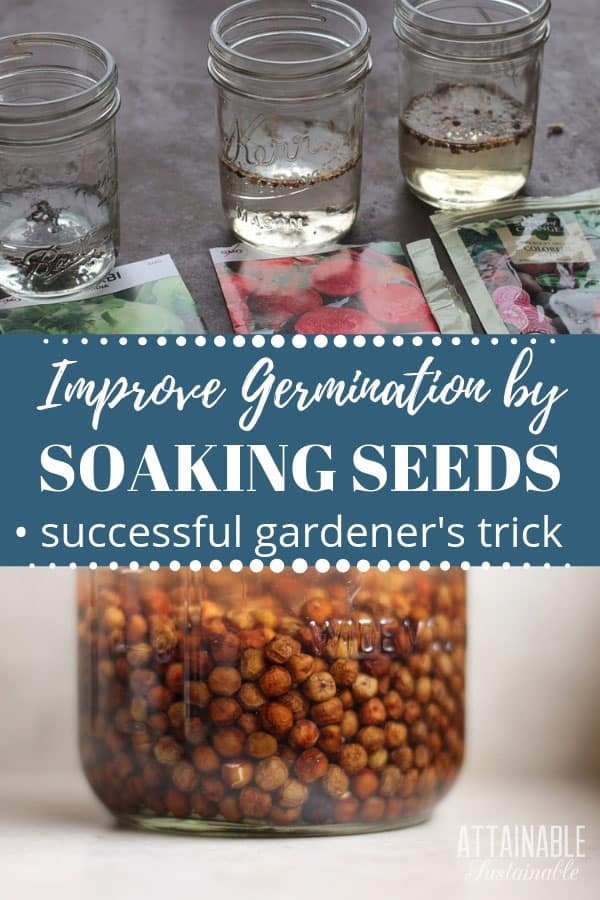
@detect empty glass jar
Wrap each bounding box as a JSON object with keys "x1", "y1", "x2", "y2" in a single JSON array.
[
  {"x1": 78, "y1": 566, "x2": 466, "y2": 835},
  {"x1": 394, "y1": 0, "x2": 551, "y2": 209},
  {"x1": 0, "y1": 33, "x2": 120, "y2": 299},
  {"x1": 208, "y1": 0, "x2": 372, "y2": 252}
]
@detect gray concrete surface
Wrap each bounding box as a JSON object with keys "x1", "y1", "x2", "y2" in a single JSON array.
[{"x1": 3, "y1": 0, "x2": 599, "y2": 330}]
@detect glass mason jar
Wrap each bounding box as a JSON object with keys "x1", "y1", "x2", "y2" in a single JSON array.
[
  {"x1": 208, "y1": 0, "x2": 372, "y2": 252},
  {"x1": 0, "y1": 34, "x2": 120, "y2": 299},
  {"x1": 78, "y1": 567, "x2": 466, "y2": 835},
  {"x1": 394, "y1": 0, "x2": 551, "y2": 209}
]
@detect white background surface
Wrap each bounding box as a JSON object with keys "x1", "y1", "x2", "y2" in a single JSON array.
[{"x1": 0, "y1": 567, "x2": 599, "y2": 899}]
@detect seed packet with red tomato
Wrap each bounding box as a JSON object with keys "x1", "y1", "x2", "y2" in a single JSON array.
[
  {"x1": 210, "y1": 242, "x2": 440, "y2": 335},
  {"x1": 432, "y1": 188, "x2": 600, "y2": 334}
]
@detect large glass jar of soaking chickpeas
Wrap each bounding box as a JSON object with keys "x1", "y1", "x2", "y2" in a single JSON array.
[{"x1": 78, "y1": 567, "x2": 466, "y2": 835}]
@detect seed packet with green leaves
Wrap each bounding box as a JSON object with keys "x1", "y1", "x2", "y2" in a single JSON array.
[
  {"x1": 0, "y1": 255, "x2": 204, "y2": 335},
  {"x1": 432, "y1": 189, "x2": 600, "y2": 334}
]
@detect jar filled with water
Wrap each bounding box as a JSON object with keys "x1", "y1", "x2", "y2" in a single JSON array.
[
  {"x1": 0, "y1": 34, "x2": 120, "y2": 299},
  {"x1": 394, "y1": 0, "x2": 551, "y2": 209},
  {"x1": 209, "y1": 0, "x2": 372, "y2": 251}
]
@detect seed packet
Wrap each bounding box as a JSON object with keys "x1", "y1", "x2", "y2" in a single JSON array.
[
  {"x1": 406, "y1": 239, "x2": 473, "y2": 334},
  {"x1": 432, "y1": 188, "x2": 600, "y2": 334},
  {"x1": 0, "y1": 255, "x2": 205, "y2": 334},
  {"x1": 210, "y1": 241, "x2": 440, "y2": 335}
]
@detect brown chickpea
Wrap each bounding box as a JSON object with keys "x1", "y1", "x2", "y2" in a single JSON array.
[
  {"x1": 339, "y1": 743, "x2": 368, "y2": 774},
  {"x1": 168, "y1": 702, "x2": 186, "y2": 729},
  {"x1": 164, "y1": 788, "x2": 189, "y2": 818},
  {"x1": 333, "y1": 796, "x2": 360, "y2": 823},
  {"x1": 192, "y1": 745, "x2": 220, "y2": 774},
  {"x1": 209, "y1": 697, "x2": 242, "y2": 726},
  {"x1": 210, "y1": 631, "x2": 241, "y2": 665},
  {"x1": 341, "y1": 709, "x2": 359, "y2": 739},
  {"x1": 383, "y1": 690, "x2": 404, "y2": 720},
  {"x1": 260, "y1": 702, "x2": 294, "y2": 736},
  {"x1": 220, "y1": 795, "x2": 242, "y2": 823},
  {"x1": 330, "y1": 659, "x2": 359, "y2": 687},
  {"x1": 322, "y1": 764, "x2": 349, "y2": 798},
  {"x1": 259, "y1": 666, "x2": 293, "y2": 698},
  {"x1": 391, "y1": 745, "x2": 414, "y2": 772},
  {"x1": 352, "y1": 674, "x2": 378, "y2": 702},
  {"x1": 379, "y1": 766, "x2": 402, "y2": 797},
  {"x1": 287, "y1": 654, "x2": 315, "y2": 684},
  {"x1": 384, "y1": 721, "x2": 408, "y2": 749},
  {"x1": 265, "y1": 635, "x2": 300, "y2": 664},
  {"x1": 358, "y1": 726, "x2": 385, "y2": 752},
  {"x1": 185, "y1": 718, "x2": 207, "y2": 746},
  {"x1": 368, "y1": 748, "x2": 389, "y2": 771},
  {"x1": 221, "y1": 759, "x2": 254, "y2": 790},
  {"x1": 317, "y1": 725, "x2": 343, "y2": 755},
  {"x1": 295, "y1": 748, "x2": 328, "y2": 783},
  {"x1": 127, "y1": 643, "x2": 153, "y2": 668},
  {"x1": 414, "y1": 745, "x2": 430, "y2": 769},
  {"x1": 165, "y1": 662, "x2": 184, "y2": 693},
  {"x1": 303, "y1": 672, "x2": 336, "y2": 702},
  {"x1": 238, "y1": 713, "x2": 260, "y2": 735},
  {"x1": 403, "y1": 700, "x2": 421, "y2": 724},
  {"x1": 358, "y1": 697, "x2": 386, "y2": 726},
  {"x1": 238, "y1": 682, "x2": 267, "y2": 712},
  {"x1": 246, "y1": 731, "x2": 278, "y2": 760},
  {"x1": 289, "y1": 719, "x2": 319, "y2": 750},
  {"x1": 239, "y1": 786, "x2": 272, "y2": 819},
  {"x1": 240, "y1": 648, "x2": 266, "y2": 681},
  {"x1": 147, "y1": 712, "x2": 169, "y2": 735},
  {"x1": 361, "y1": 796, "x2": 386, "y2": 822},
  {"x1": 277, "y1": 779, "x2": 308, "y2": 809},
  {"x1": 338, "y1": 688, "x2": 354, "y2": 710},
  {"x1": 153, "y1": 736, "x2": 183, "y2": 767},
  {"x1": 126, "y1": 613, "x2": 148, "y2": 643},
  {"x1": 201, "y1": 776, "x2": 226, "y2": 803},
  {"x1": 186, "y1": 681, "x2": 211, "y2": 709},
  {"x1": 213, "y1": 727, "x2": 245, "y2": 758},
  {"x1": 172, "y1": 761, "x2": 199, "y2": 793},
  {"x1": 301, "y1": 594, "x2": 333, "y2": 625},
  {"x1": 353, "y1": 769, "x2": 379, "y2": 799},
  {"x1": 270, "y1": 806, "x2": 302, "y2": 826},
  {"x1": 103, "y1": 606, "x2": 125, "y2": 631},
  {"x1": 415, "y1": 676, "x2": 432, "y2": 704},
  {"x1": 147, "y1": 685, "x2": 173, "y2": 712},
  {"x1": 311, "y1": 697, "x2": 344, "y2": 726},
  {"x1": 279, "y1": 690, "x2": 309, "y2": 720},
  {"x1": 254, "y1": 757, "x2": 289, "y2": 792},
  {"x1": 208, "y1": 666, "x2": 242, "y2": 697},
  {"x1": 190, "y1": 792, "x2": 218, "y2": 819}
]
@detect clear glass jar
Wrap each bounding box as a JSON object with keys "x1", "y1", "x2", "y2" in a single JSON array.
[
  {"x1": 0, "y1": 33, "x2": 120, "y2": 299},
  {"x1": 208, "y1": 0, "x2": 372, "y2": 252},
  {"x1": 394, "y1": 0, "x2": 551, "y2": 209},
  {"x1": 78, "y1": 567, "x2": 466, "y2": 835}
]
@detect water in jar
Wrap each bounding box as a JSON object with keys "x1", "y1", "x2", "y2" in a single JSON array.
[
  {"x1": 400, "y1": 83, "x2": 534, "y2": 209},
  {"x1": 0, "y1": 186, "x2": 115, "y2": 299},
  {"x1": 219, "y1": 118, "x2": 362, "y2": 252}
]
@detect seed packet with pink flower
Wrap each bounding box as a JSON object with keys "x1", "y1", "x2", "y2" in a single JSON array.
[
  {"x1": 432, "y1": 189, "x2": 600, "y2": 334},
  {"x1": 210, "y1": 242, "x2": 442, "y2": 335}
]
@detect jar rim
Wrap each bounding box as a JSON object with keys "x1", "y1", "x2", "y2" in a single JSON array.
[
  {"x1": 394, "y1": 0, "x2": 551, "y2": 39},
  {"x1": 209, "y1": 0, "x2": 371, "y2": 81},
  {"x1": 0, "y1": 33, "x2": 118, "y2": 125}
]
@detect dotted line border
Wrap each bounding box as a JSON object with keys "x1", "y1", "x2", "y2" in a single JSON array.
[{"x1": 42, "y1": 334, "x2": 556, "y2": 350}]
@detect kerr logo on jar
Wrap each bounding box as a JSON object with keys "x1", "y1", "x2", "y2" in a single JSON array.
[{"x1": 223, "y1": 114, "x2": 326, "y2": 169}]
